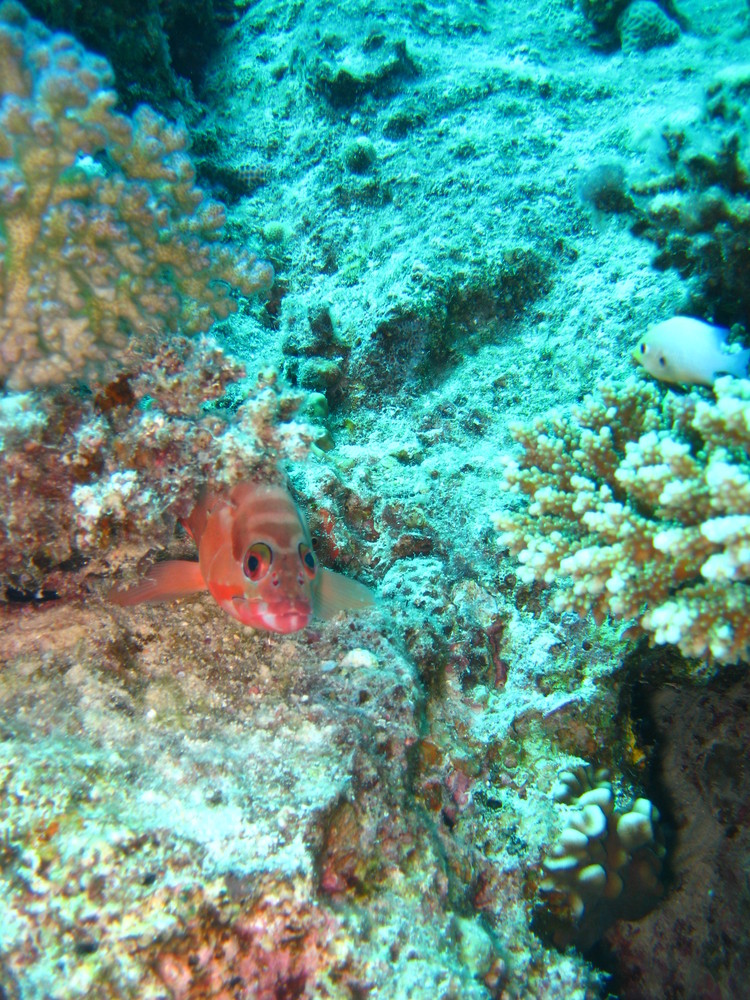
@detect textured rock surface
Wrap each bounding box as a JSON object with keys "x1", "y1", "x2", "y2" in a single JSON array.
[{"x1": 1, "y1": 1, "x2": 749, "y2": 998}]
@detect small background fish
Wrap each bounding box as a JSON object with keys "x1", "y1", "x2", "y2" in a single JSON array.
[
  {"x1": 110, "y1": 482, "x2": 374, "y2": 633},
  {"x1": 633, "y1": 316, "x2": 750, "y2": 386}
]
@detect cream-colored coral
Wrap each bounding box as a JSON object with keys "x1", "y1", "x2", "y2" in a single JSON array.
[
  {"x1": 0, "y1": 1, "x2": 272, "y2": 390},
  {"x1": 540, "y1": 764, "x2": 663, "y2": 942},
  {"x1": 493, "y1": 377, "x2": 750, "y2": 665}
]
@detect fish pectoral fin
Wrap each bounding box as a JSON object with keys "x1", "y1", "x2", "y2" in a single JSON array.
[
  {"x1": 109, "y1": 560, "x2": 207, "y2": 606},
  {"x1": 314, "y1": 567, "x2": 376, "y2": 620}
]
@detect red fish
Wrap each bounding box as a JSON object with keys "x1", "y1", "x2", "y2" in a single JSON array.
[{"x1": 109, "y1": 483, "x2": 374, "y2": 634}]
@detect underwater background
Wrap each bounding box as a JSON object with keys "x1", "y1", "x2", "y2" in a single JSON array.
[{"x1": 1, "y1": 0, "x2": 749, "y2": 996}]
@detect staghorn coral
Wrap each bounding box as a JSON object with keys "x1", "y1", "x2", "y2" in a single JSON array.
[
  {"x1": 537, "y1": 763, "x2": 664, "y2": 950},
  {"x1": 0, "y1": 0, "x2": 272, "y2": 390},
  {"x1": 493, "y1": 376, "x2": 750, "y2": 666}
]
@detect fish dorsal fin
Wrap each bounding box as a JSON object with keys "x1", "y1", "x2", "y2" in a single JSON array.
[
  {"x1": 109, "y1": 560, "x2": 206, "y2": 606},
  {"x1": 182, "y1": 489, "x2": 222, "y2": 544},
  {"x1": 314, "y1": 567, "x2": 376, "y2": 620}
]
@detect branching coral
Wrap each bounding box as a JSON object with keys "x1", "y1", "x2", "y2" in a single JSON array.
[
  {"x1": 493, "y1": 377, "x2": 750, "y2": 665},
  {"x1": 0, "y1": 0, "x2": 272, "y2": 390},
  {"x1": 538, "y1": 763, "x2": 664, "y2": 950}
]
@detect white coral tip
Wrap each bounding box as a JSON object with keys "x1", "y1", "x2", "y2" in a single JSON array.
[
  {"x1": 560, "y1": 828, "x2": 590, "y2": 852},
  {"x1": 569, "y1": 804, "x2": 607, "y2": 839},
  {"x1": 616, "y1": 810, "x2": 653, "y2": 850},
  {"x1": 577, "y1": 863, "x2": 607, "y2": 892},
  {"x1": 576, "y1": 786, "x2": 614, "y2": 813}
]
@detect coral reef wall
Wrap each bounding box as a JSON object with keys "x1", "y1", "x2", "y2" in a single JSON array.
[
  {"x1": 0, "y1": 0, "x2": 307, "y2": 598},
  {"x1": 2, "y1": 1, "x2": 750, "y2": 999}
]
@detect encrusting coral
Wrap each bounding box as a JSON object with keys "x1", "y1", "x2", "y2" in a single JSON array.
[
  {"x1": 0, "y1": 0, "x2": 272, "y2": 390},
  {"x1": 493, "y1": 376, "x2": 750, "y2": 666},
  {"x1": 538, "y1": 763, "x2": 664, "y2": 950}
]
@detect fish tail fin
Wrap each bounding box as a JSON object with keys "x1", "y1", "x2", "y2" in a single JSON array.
[
  {"x1": 314, "y1": 567, "x2": 376, "y2": 620},
  {"x1": 109, "y1": 560, "x2": 206, "y2": 606},
  {"x1": 727, "y1": 347, "x2": 750, "y2": 380}
]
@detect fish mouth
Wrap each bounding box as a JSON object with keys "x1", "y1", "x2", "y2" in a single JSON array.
[
  {"x1": 266, "y1": 610, "x2": 313, "y2": 634},
  {"x1": 232, "y1": 597, "x2": 312, "y2": 633}
]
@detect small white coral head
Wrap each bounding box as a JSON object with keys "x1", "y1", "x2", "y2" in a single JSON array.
[
  {"x1": 632, "y1": 316, "x2": 750, "y2": 387},
  {"x1": 616, "y1": 809, "x2": 654, "y2": 851},
  {"x1": 577, "y1": 863, "x2": 607, "y2": 894},
  {"x1": 569, "y1": 804, "x2": 608, "y2": 840},
  {"x1": 576, "y1": 786, "x2": 615, "y2": 814}
]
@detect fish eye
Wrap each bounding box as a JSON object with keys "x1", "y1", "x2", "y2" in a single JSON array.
[
  {"x1": 243, "y1": 542, "x2": 272, "y2": 581},
  {"x1": 639, "y1": 343, "x2": 646, "y2": 354},
  {"x1": 299, "y1": 543, "x2": 316, "y2": 579},
  {"x1": 658, "y1": 355, "x2": 666, "y2": 366}
]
